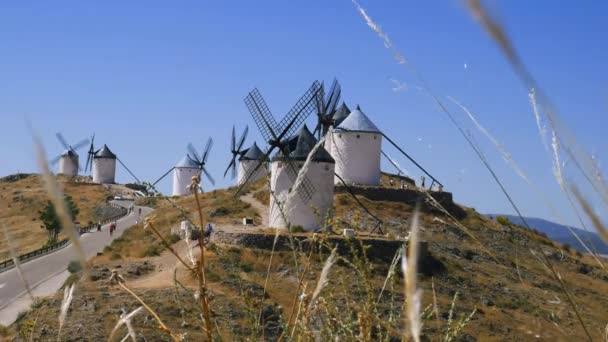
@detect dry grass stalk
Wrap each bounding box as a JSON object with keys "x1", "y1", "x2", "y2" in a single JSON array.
[
  {"x1": 377, "y1": 245, "x2": 403, "y2": 304},
  {"x1": 190, "y1": 175, "x2": 213, "y2": 341},
  {"x1": 2, "y1": 223, "x2": 34, "y2": 301},
  {"x1": 571, "y1": 186, "x2": 608, "y2": 244},
  {"x1": 144, "y1": 219, "x2": 196, "y2": 273},
  {"x1": 57, "y1": 283, "x2": 75, "y2": 341},
  {"x1": 108, "y1": 306, "x2": 143, "y2": 342},
  {"x1": 307, "y1": 246, "x2": 337, "y2": 314},
  {"x1": 33, "y1": 136, "x2": 87, "y2": 272},
  {"x1": 109, "y1": 270, "x2": 180, "y2": 341},
  {"x1": 402, "y1": 208, "x2": 422, "y2": 342},
  {"x1": 431, "y1": 277, "x2": 440, "y2": 326},
  {"x1": 466, "y1": 0, "x2": 608, "y2": 208}
]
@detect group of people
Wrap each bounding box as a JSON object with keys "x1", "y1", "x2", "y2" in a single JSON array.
[{"x1": 94, "y1": 221, "x2": 118, "y2": 236}]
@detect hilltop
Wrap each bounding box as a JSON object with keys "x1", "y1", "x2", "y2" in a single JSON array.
[
  {"x1": 5, "y1": 179, "x2": 608, "y2": 341},
  {"x1": 489, "y1": 214, "x2": 608, "y2": 255},
  {"x1": 0, "y1": 173, "x2": 137, "y2": 260}
]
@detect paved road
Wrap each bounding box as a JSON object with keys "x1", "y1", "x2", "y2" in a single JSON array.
[{"x1": 0, "y1": 201, "x2": 152, "y2": 325}]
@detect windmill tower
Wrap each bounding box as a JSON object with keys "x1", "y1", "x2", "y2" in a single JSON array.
[
  {"x1": 331, "y1": 105, "x2": 382, "y2": 185},
  {"x1": 237, "y1": 81, "x2": 330, "y2": 231},
  {"x1": 238, "y1": 142, "x2": 265, "y2": 184},
  {"x1": 269, "y1": 125, "x2": 335, "y2": 230},
  {"x1": 172, "y1": 155, "x2": 200, "y2": 196},
  {"x1": 51, "y1": 133, "x2": 89, "y2": 177},
  {"x1": 324, "y1": 102, "x2": 350, "y2": 153},
  {"x1": 92, "y1": 144, "x2": 117, "y2": 184}
]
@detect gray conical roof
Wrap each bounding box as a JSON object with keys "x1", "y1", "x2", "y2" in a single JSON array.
[
  {"x1": 94, "y1": 144, "x2": 116, "y2": 159},
  {"x1": 240, "y1": 142, "x2": 264, "y2": 161},
  {"x1": 175, "y1": 154, "x2": 199, "y2": 168},
  {"x1": 335, "y1": 105, "x2": 381, "y2": 133},
  {"x1": 272, "y1": 125, "x2": 334, "y2": 163},
  {"x1": 332, "y1": 102, "x2": 351, "y2": 127},
  {"x1": 61, "y1": 150, "x2": 77, "y2": 157}
]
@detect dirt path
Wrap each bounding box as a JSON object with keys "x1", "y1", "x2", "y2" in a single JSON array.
[{"x1": 240, "y1": 193, "x2": 268, "y2": 227}]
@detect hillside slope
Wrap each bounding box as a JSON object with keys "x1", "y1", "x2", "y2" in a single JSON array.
[
  {"x1": 6, "y1": 182, "x2": 608, "y2": 341},
  {"x1": 0, "y1": 174, "x2": 128, "y2": 260},
  {"x1": 489, "y1": 214, "x2": 608, "y2": 254}
]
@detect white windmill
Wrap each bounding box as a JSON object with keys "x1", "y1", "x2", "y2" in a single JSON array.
[
  {"x1": 172, "y1": 155, "x2": 200, "y2": 196},
  {"x1": 151, "y1": 138, "x2": 215, "y2": 196},
  {"x1": 269, "y1": 125, "x2": 335, "y2": 230},
  {"x1": 92, "y1": 144, "x2": 117, "y2": 184},
  {"x1": 51, "y1": 133, "x2": 89, "y2": 177},
  {"x1": 237, "y1": 142, "x2": 265, "y2": 185},
  {"x1": 330, "y1": 105, "x2": 382, "y2": 186}
]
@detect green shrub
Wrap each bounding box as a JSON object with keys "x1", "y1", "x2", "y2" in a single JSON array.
[
  {"x1": 167, "y1": 233, "x2": 181, "y2": 244},
  {"x1": 290, "y1": 225, "x2": 305, "y2": 233},
  {"x1": 496, "y1": 215, "x2": 510, "y2": 226}
]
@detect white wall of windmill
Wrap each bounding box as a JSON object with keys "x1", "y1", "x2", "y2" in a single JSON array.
[
  {"x1": 92, "y1": 158, "x2": 116, "y2": 184},
  {"x1": 331, "y1": 130, "x2": 381, "y2": 186},
  {"x1": 59, "y1": 154, "x2": 79, "y2": 177},
  {"x1": 172, "y1": 167, "x2": 200, "y2": 196},
  {"x1": 237, "y1": 160, "x2": 266, "y2": 185},
  {"x1": 323, "y1": 130, "x2": 333, "y2": 156},
  {"x1": 268, "y1": 160, "x2": 335, "y2": 231}
]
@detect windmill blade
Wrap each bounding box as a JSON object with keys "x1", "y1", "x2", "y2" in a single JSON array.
[
  {"x1": 231, "y1": 125, "x2": 236, "y2": 152},
  {"x1": 245, "y1": 88, "x2": 279, "y2": 143},
  {"x1": 230, "y1": 159, "x2": 237, "y2": 180},
  {"x1": 55, "y1": 133, "x2": 70, "y2": 150},
  {"x1": 202, "y1": 166, "x2": 215, "y2": 186},
  {"x1": 85, "y1": 153, "x2": 92, "y2": 173},
  {"x1": 275, "y1": 80, "x2": 323, "y2": 140},
  {"x1": 325, "y1": 79, "x2": 341, "y2": 116},
  {"x1": 316, "y1": 81, "x2": 326, "y2": 117},
  {"x1": 187, "y1": 143, "x2": 201, "y2": 163},
  {"x1": 282, "y1": 153, "x2": 314, "y2": 203},
  {"x1": 223, "y1": 158, "x2": 236, "y2": 178},
  {"x1": 72, "y1": 138, "x2": 90, "y2": 151},
  {"x1": 236, "y1": 125, "x2": 249, "y2": 152},
  {"x1": 202, "y1": 137, "x2": 213, "y2": 164},
  {"x1": 312, "y1": 122, "x2": 322, "y2": 137},
  {"x1": 50, "y1": 155, "x2": 62, "y2": 166},
  {"x1": 235, "y1": 149, "x2": 272, "y2": 196}
]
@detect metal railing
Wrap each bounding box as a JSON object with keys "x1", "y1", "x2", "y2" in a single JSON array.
[{"x1": 0, "y1": 203, "x2": 130, "y2": 273}]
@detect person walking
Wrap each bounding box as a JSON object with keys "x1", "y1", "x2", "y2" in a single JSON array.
[{"x1": 97, "y1": 222, "x2": 102, "y2": 232}]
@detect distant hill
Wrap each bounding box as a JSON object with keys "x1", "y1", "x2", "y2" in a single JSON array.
[{"x1": 488, "y1": 214, "x2": 608, "y2": 254}]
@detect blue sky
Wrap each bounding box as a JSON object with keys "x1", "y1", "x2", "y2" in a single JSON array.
[{"x1": 0, "y1": 1, "x2": 606, "y2": 228}]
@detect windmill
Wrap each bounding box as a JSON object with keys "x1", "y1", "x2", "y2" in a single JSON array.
[
  {"x1": 51, "y1": 132, "x2": 89, "y2": 177},
  {"x1": 312, "y1": 78, "x2": 342, "y2": 139},
  {"x1": 223, "y1": 125, "x2": 249, "y2": 180},
  {"x1": 187, "y1": 137, "x2": 215, "y2": 187},
  {"x1": 236, "y1": 80, "x2": 323, "y2": 202},
  {"x1": 237, "y1": 81, "x2": 331, "y2": 230},
  {"x1": 84, "y1": 133, "x2": 95, "y2": 174}
]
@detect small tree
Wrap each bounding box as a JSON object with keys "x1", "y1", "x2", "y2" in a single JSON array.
[{"x1": 39, "y1": 195, "x2": 79, "y2": 243}]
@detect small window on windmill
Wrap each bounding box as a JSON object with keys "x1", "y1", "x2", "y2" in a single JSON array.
[
  {"x1": 374, "y1": 135, "x2": 377, "y2": 140},
  {"x1": 243, "y1": 217, "x2": 254, "y2": 226},
  {"x1": 324, "y1": 164, "x2": 330, "y2": 171},
  {"x1": 356, "y1": 134, "x2": 360, "y2": 139},
  {"x1": 338, "y1": 134, "x2": 342, "y2": 138}
]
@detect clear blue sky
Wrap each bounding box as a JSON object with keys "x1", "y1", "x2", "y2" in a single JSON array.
[{"x1": 0, "y1": 1, "x2": 606, "y2": 228}]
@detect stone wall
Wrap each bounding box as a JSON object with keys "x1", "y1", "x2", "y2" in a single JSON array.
[
  {"x1": 212, "y1": 230, "x2": 428, "y2": 263},
  {"x1": 335, "y1": 186, "x2": 466, "y2": 220}
]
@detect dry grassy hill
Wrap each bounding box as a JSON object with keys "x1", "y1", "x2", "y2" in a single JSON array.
[
  {"x1": 0, "y1": 174, "x2": 131, "y2": 260},
  {"x1": 5, "y1": 179, "x2": 608, "y2": 341}
]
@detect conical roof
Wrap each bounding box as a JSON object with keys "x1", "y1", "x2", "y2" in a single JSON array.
[
  {"x1": 272, "y1": 125, "x2": 334, "y2": 163},
  {"x1": 61, "y1": 150, "x2": 77, "y2": 157},
  {"x1": 94, "y1": 144, "x2": 116, "y2": 159},
  {"x1": 175, "y1": 154, "x2": 199, "y2": 168},
  {"x1": 240, "y1": 142, "x2": 264, "y2": 161},
  {"x1": 332, "y1": 102, "x2": 351, "y2": 127},
  {"x1": 335, "y1": 105, "x2": 381, "y2": 133}
]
